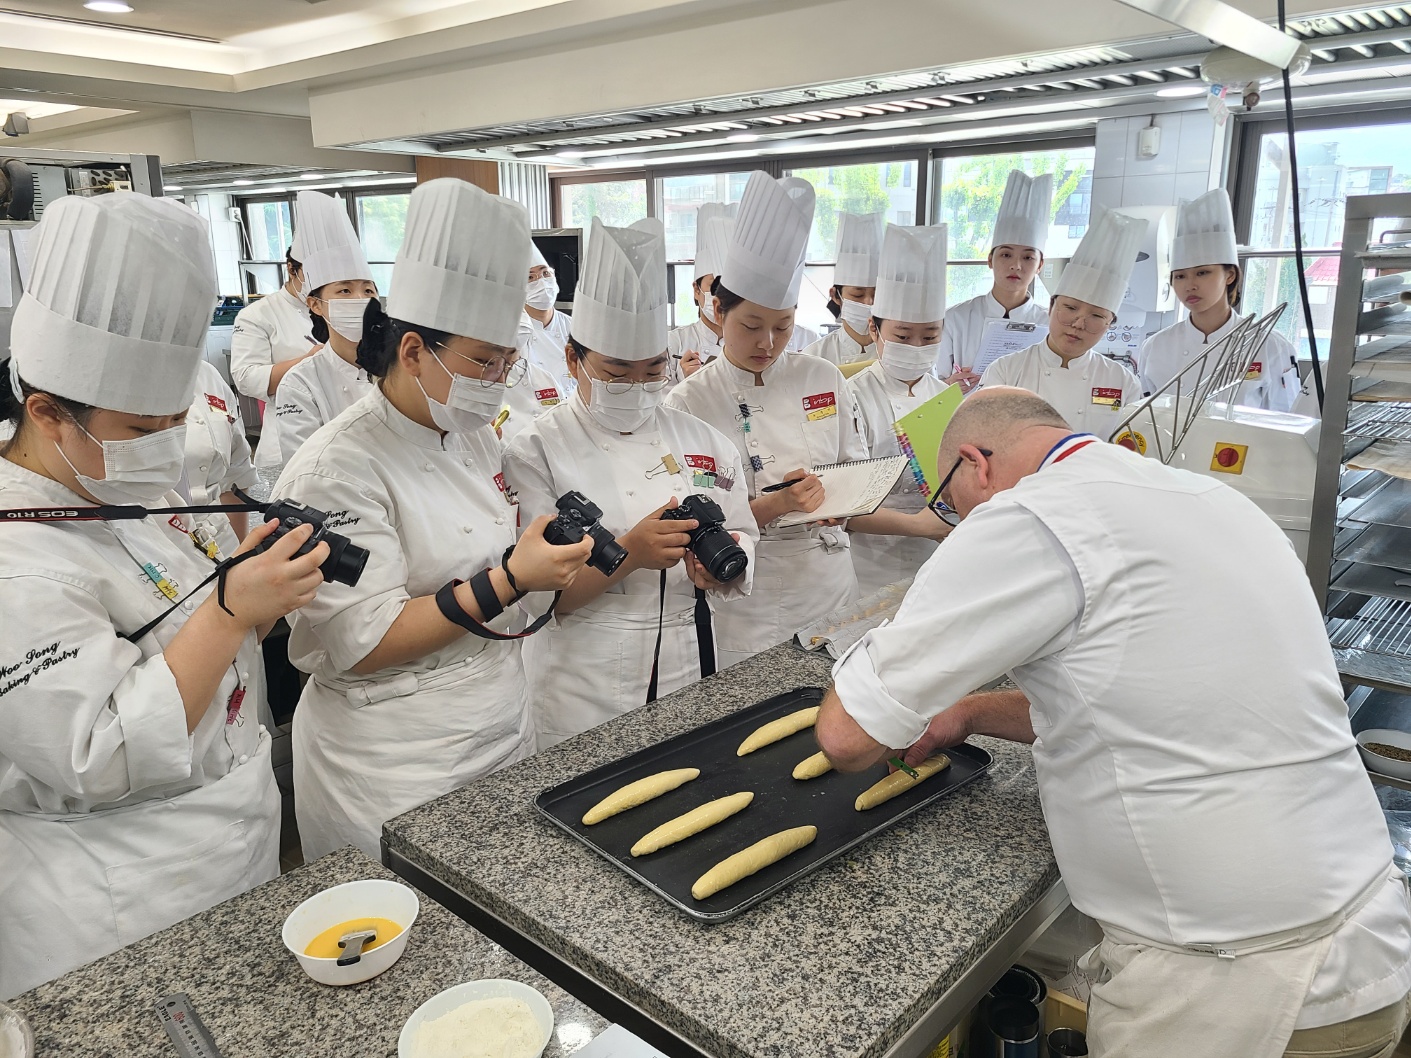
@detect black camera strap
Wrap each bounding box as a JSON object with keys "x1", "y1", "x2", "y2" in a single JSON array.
[
  {"x1": 645, "y1": 570, "x2": 667, "y2": 703},
  {"x1": 0, "y1": 499, "x2": 262, "y2": 523},
  {"x1": 694, "y1": 586, "x2": 716, "y2": 679},
  {"x1": 123, "y1": 549, "x2": 262, "y2": 644}
]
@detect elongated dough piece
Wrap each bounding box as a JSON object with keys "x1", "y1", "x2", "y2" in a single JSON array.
[
  {"x1": 691, "y1": 825, "x2": 818, "y2": 900},
  {"x1": 854, "y1": 754, "x2": 951, "y2": 811},
  {"x1": 630, "y1": 792, "x2": 754, "y2": 857},
  {"x1": 582, "y1": 768, "x2": 700, "y2": 825},
  {"x1": 792, "y1": 751, "x2": 834, "y2": 781},
  {"x1": 736, "y1": 706, "x2": 820, "y2": 756}
]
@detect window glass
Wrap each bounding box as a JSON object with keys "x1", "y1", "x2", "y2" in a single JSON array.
[
  {"x1": 785, "y1": 161, "x2": 920, "y2": 264},
  {"x1": 1241, "y1": 254, "x2": 1339, "y2": 357},
  {"x1": 244, "y1": 200, "x2": 293, "y2": 263},
  {"x1": 658, "y1": 171, "x2": 752, "y2": 264},
  {"x1": 560, "y1": 180, "x2": 648, "y2": 230},
  {"x1": 357, "y1": 193, "x2": 409, "y2": 261},
  {"x1": 936, "y1": 146, "x2": 1095, "y2": 262}
]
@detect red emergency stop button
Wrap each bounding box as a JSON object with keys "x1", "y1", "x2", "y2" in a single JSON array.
[{"x1": 1209, "y1": 442, "x2": 1248, "y2": 475}]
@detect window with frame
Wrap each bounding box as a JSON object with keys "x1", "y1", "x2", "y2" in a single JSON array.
[
  {"x1": 240, "y1": 198, "x2": 294, "y2": 295},
  {"x1": 559, "y1": 178, "x2": 649, "y2": 230},
  {"x1": 355, "y1": 191, "x2": 409, "y2": 293},
  {"x1": 657, "y1": 170, "x2": 753, "y2": 326}
]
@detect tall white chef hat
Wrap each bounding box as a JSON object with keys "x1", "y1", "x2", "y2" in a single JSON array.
[
  {"x1": 872, "y1": 224, "x2": 948, "y2": 323},
  {"x1": 388, "y1": 178, "x2": 531, "y2": 349},
  {"x1": 693, "y1": 202, "x2": 738, "y2": 281},
  {"x1": 1054, "y1": 208, "x2": 1149, "y2": 316},
  {"x1": 10, "y1": 192, "x2": 215, "y2": 416},
  {"x1": 530, "y1": 240, "x2": 548, "y2": 270},
  {"x1": 721, "y1": 171, "x2": 816, "y2": 310},
  {"x1": 833, "y1": 211, "x2": 885, "y2": 288},
  {"x1": 296, "y1": 190, "x2": 374, "y2": 295},
  {"x1": 991, "y1": 171, "x2": 1054, "y2": 254},
  {"x1": 570, "y1": 217, "x2": 668, "y2": 361},
  {"x1": 1171, "y1": 188, "x2": 1239, "y2": 271}
]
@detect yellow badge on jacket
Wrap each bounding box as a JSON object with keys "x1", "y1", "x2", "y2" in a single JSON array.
[{"x1": 803, "y1": 392, "x2": 838, "y2": 421}]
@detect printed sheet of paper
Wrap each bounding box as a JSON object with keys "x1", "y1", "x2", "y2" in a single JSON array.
[
  {"x1": 772, "y1": 455, "x2": 908, "y2": 528},
  {"x1": 973, "y1": 317, "x2": 1048, "y2": 375}
]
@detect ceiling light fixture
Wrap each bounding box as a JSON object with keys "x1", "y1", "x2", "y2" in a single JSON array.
[
  {"x1": 1155, "y1": 84, "x2": 1209, "y2": 98},
  {"x1": 83, "y1": 1, "x2": 134, "y2": 12},
  {"x1": 298, "y1": 172, "x2": 321, "y2": 179},
  {"x1": 726, "y1": 132, "x2": 760, "y2": 142},
  {"x1": 231, "y1": 178, "x2": 253, "y2": 186},
  {"x1": 163, "y1": 185, "x2": 182, "y2": 191},
  {"x1": 557, "y1": 149, "x2": 585, "y2": 158}
]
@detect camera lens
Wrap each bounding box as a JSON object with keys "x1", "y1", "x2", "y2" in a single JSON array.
[
  {"x1": 320, "y1": 532, "x2": 369, "y2": 587},
  {"x1": 690, "y1": 524, "x2": 748, "y2": 583},
  {"x1": 587, "y1": 526, "x2": 628, "y2": 576}
]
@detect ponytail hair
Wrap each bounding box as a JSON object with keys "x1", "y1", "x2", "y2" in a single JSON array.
[{"x1": 356, "y1": 298, "x2": 452, "y2": 380}]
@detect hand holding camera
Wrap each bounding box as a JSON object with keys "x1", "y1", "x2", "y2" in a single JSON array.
[
  {"x1": 623, "y1": 498, "x2": 697, "y2": 572},
  {"x1": 514, "y1": 513, "x2": 597, "y2": 592},
  {"x1": 217, "y1": 519, "x2": 331, "y2": 629}
]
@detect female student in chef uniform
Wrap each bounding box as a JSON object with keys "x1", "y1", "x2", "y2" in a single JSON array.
[
  {"x1": 1139, "y1": 189, "x2": 1300, "y2": 411},
  {"x1": 183, "y1": 358, "x2": 258, "y2": 559},
  {"x1": 0, "y1": 193, "x2": 330, "y2": 999},
  {"x1": 937, "y1": 171, "x2": 1052, "y2": 391},
  {"x1": 254, "y1": 191, "x2": 377, "y2": 476},
  {"x1": 505, "y1": 218, "x2": 757, "y2": 745},
  {"x1": 521, "y1": 242, "x2": 576, "y2": 392},
  {"x1": 665, "y1": 171, "x2": 947, "y2": 669},
  {"x1": 272, "y1": 178, "x2": 594, "y2": 861},
  {"x1": 229, "y1": 238, "x2": 317, "y2": 403},
  {"x1": 979, "y1": 209, "x2": 1146, "y2": 437},
  {"x1": 846, "y1": 224, "x2": 953, "y2": 595},
  {"x1": 667, "y1": 203, "x2": 735, "y2": 383},
  {"x1": 494, "y1": 311, "x2": 568, "y2": 444},
  {"x1": 802, "y1": 211, "x2": 883, "y2": 368}
]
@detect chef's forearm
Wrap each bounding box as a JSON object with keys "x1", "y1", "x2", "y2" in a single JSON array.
[
  {"x1": 749, "y1": 492, "x2": 788, "y2": 528},
  {"x1": 220, "y1": 491, "x2": 249, "y2": 539},
  {"x1": 350, "y1": 570, "x2": 517, "y2": 675},
  {"x1": 848, "y1": 508, "x2": 949, "y2": 540},
  {"x1": 164, "y1": 604, "x2": 252, "y2": 733},
  {"x1": 815, "y1": 687, "x2": 892, "y2": 772},
  {"x1": 554, "y1": 556, "x2": 632, "y2": 615},
  {"x1": 266, "y1": 354, "x2": 308, "y2": 396},
  {"x1": 959, "y1": 689, "x2": 1037, "y2": 744}
]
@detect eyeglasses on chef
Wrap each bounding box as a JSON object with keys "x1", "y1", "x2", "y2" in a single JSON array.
[
  {"x1": 437, "y1": 346, "x2": 530, "y2": 388},
  {"x1": 928, "y1": 448, "x2": 992, "y2": 527}
]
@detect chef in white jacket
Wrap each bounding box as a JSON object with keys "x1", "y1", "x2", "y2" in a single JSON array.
[
  {"x1": 522, "y1": 242, "x2": 575, "y2": 391},
  {"x1": 847, "y1": 224, "x2": 953, "y2": 594},
  {"x1": 666, "y1": 172, "x2": 946, "y2": 669},
  {"x1": 0, "y1": 193, "x2": 329, "y2": 998},
  {"x1": 1140, "y1": 189, "x2": 1301, "y2": 411},
  {"x1": 802, "y1": 211, "x2": 883, "y2": 368},
  {"x1": 667, "y1": 203, "x2": 736, "y2": 381},
  {"x1": 229, "y1": 239, "x2": 316, "y2": 402},
  {"x1": 818, "y1": 387, "x2": 1411, "y2": 1058},
  {"x1": 183, "y1": 359, "x2": 258, "y2": 559},
  {"x1": 505, "y1": 218, "x2": 757, "y2": 745},
  {"x1": 979, "y1": 209, "x2": 1145, "y2": 438},
  {"x1": 273, "y1": 179, "x2": 593, "y2": 860},
  {"x1": 937, "y1": 171, "x2": 1052, "y2": 389},
  {"x1": 255, "y1": 191, "x2": 377, "y2": 475},
  {"x1": 496, "y1": 311, "x2": 567, "y2": 444}
]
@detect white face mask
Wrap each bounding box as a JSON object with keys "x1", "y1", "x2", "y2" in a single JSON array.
[
  {"x1": 525, "y1": 276, "x2": 558, "y2": 312},
  {"x1": 417, "y1": 347, "x2": 505, "y2": 434},
  {"x1": 881, "y1": 340, "x2": 941, "y2": 382},
  {"x1": 700, "y1": 290, "x2": 719, "y2": 325},
  {"x1": 583, "y1": 375, "x2": 666, "y2": 434},
  {"x1": 839, "y1": 298, "x2": 873, "y2": 335},
  {"x1": 56, "y1": 422, "x2": 188, "y2": 505},
  {"x1": 324, "y1": 296, "x2": 372, "y2": 343}
]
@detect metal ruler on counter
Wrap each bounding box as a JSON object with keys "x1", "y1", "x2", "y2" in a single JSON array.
[{"x1": 155, "y1": 993, "x2": 225, "y2": 1058}]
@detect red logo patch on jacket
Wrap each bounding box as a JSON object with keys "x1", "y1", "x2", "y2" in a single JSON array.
[
  {"x1": 168, "y1": 516, "x2": 188, "y2": 533},
  {"x1": 1091, "y1": 387, "x2": 1123, "y2": 407},
  {"x1": 803, "y1": 392, "x2": 838, "y2": 421},
  {"x1": 535, "y1": 387, "x2": 561, "y2": 406},
  {"x1": 205, "y1": 393, "x2": 228, "y2": 413},
  {"x1": 685, "y1": 454, "x2": 717, "y2": 474}
]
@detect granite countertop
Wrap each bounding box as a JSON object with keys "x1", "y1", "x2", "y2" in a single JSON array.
[
  {"x1": 9, "y1": 846, "x2": 608, "y2": 1058},
  {"x1": 384, "y1": 643, "x2": 1059, "y2": 1058}
]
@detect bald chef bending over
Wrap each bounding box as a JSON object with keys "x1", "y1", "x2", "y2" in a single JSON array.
[{"x1": 817, "y1": 387, "x2": 1411, "y2": 1058}]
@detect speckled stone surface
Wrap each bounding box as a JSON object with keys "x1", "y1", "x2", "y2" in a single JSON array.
[
  {"x1": 384, "y1": 644, "x2": 1059, "y2": 1058},
  {"x1": 9, "y1": 846, "x2": 608, "y2": 1058}
]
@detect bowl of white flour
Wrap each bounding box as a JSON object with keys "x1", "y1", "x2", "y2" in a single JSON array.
[{"x1": 398, "y1": 979, "x2": 554, "y2": 1058}]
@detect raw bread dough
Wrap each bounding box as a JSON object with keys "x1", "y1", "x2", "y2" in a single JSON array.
[
  {"x1": 854, "y1": 754, "x2": 950, "y2": 811},
  {"x1": 736, "y1": 707, "x2": 820, "y2": 756},
  {"x1": 631, "y1": 792, "x2": 754, "y2": 857},
  {"x1": 582, "y1": 768, "x2": 701, "y2": 825},
  {"x1": 691, "y1": 825, "x2": 818, "y2": 900}
]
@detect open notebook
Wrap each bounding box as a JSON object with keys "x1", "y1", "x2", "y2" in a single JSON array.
[
  {"x1": 772, "y1": 455, "x2": 909, "y2": 528},
  {"x1": 893, "y1": 384, "x2": 965, "y2": 497}
]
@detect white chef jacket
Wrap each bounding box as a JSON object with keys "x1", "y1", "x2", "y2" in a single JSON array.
[
  {"x1": 833, "y1": 436, "x2": 1411, "y2": 1029},
  {"x1": 846, "y1": 362, "x2": 947, "y2": 594},
  {"x1": 664, "y1": 351, "x2": 866, "y2": 666},
  {"x1": 273, "y1": 389, "x2": 535, "y2": 860},
  {"x1": 523, "y1": 309, "x2": 574, "y2": 392},
  {"x1": 938, "y1": 292, "x2": 1050, "y2": 376},
  {"x1": 254, "y1": 345, "x2": 371, "y2": 473},
  {"x1": 667, "y1": 318, "x2": 725, "y2": 387},
  {"x1": 1140, "y1": 312, "x2": 1302, "y2": 412},
  {"x1": 979, "y1": 342, "x2": 1142, "y2": 439},
  {"x1": 788, "y1": 322, "x2": 822, "y2": 353},
  {"x1": 503, "y1": 397, "x2": 757, "y2": 743},
  {"x1": 229, "y1": 288, "x2": 315, "y2": 400},
  {"x1": 0, "y1": 458, "x2": 277, "y2": 997},
  {"x1": 499, "y1": 363, "x2": 566, "y2": 444},
  {"x1": 802, "y1": 326, "x2": 874, "y2": 368},
  {"x1": 183, "y1": 360, "x2": 258, "y2": 558}
]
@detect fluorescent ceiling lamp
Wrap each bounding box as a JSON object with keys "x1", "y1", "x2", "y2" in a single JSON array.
[
  {"x1": 298, "y1": 172, "x2": 321, "y2": 180},
  {"x1": 163, "y1": 185, "x2": 182, "y2": 191},
  {"x1": 557, "y1": 149, "x2": 585, "y2": 158},
  {"x1": 1155, "y1": 84, "x2": 1208, "y2": 98},
  {"x1": 1112, "y1": 0, "x2": 1300, "y2": 69},
  {"x1": 83, "y1": 0, "x2": 134, "y2": 11},
  {"x1": 726, "y1": 132, "x2": 759, "y2": 142},
  {"x1": 231, "y1": 179, "x2": 253, "y2": 186}
]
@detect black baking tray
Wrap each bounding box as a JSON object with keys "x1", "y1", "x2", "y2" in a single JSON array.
[{"x1": 535, "y1": 687, "x2": 994, "y2": 922}]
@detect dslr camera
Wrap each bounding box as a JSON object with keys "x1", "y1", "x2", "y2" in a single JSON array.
[
  {"x1": 259, "y1": 499, "x2": 369, "y2": 587},
  {"x1": 661, "y1": 494, "x2": 748, "y2": 584},
  {"x1": 544, "y1": 491, "x2": 628, "y2": 576}
]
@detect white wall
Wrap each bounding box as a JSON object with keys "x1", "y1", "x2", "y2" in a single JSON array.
[{"x1": 186, "y1": 193, "x2": 243, "y2": 296}]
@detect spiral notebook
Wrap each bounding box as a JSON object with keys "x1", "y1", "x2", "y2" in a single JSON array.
[
  {"x1": 893, "y1": 385, "x2": 966, "y2": 497},
  {"x1": 772, "y1": 455, "x2": 908, "y2": 528}
]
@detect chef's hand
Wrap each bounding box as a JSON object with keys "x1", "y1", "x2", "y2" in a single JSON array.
[
  {"x1": 215, "y1": 519, "x2": 330, "y2": 629},
  {"x1": 622, "y1": 498, "x2": 696, "y2": 572},
  {"x1": 901, "y1": 705, "x2": 973, "y2": 770},
  {"x1": 680, "y1": 349, "x2": 714, "y2": 378},
  {"x1": 685, "y1": 532, "x2": 744, "y2": 590},
  {"x1": 944, "y1": 368, "x2": 981, "y2": 394},
  {"x1": 508, "y1": 515, "x2": 596, "y2": 591}
]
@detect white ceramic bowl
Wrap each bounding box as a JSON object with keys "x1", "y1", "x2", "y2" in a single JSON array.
[
  {"x1": 398, "y1": 979, "x2": 554, "y2": 1058},
  {"x1": 282, "y1": 878, "x2": 419, "y2": 986},
  {"x1": 1358, "y1": 729, "x2": 1411, "y2": 782}
]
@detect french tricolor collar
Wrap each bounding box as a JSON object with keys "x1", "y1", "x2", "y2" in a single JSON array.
[{"x1": 1040, "y1": 433, "x2": 1100, "y2": 470}]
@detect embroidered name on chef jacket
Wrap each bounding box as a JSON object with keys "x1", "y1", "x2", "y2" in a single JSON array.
[
  {"x1": 1091, "y1": 387, "x2": 1123, "y2": 408},
  {"x1": 685, "y1": 454, "x2": 718, "y2": 488},
  {"x1": 535, "y1": 387, "x2": 562, "y2": 407},
  {"x1": 1244, "y1": 361, "x2": 1262, "y2": 382},
  {"x1": 803, "y1": 392, "x2": 838, "y2": 421}
]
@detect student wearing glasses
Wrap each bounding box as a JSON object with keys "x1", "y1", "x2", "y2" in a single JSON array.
[
  {"x1": 504, "y1": 219, "x2": 756, "y2": 747},
  {"x1": 978, "y1": 209, "x2": 1146, "y2": 436}
]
